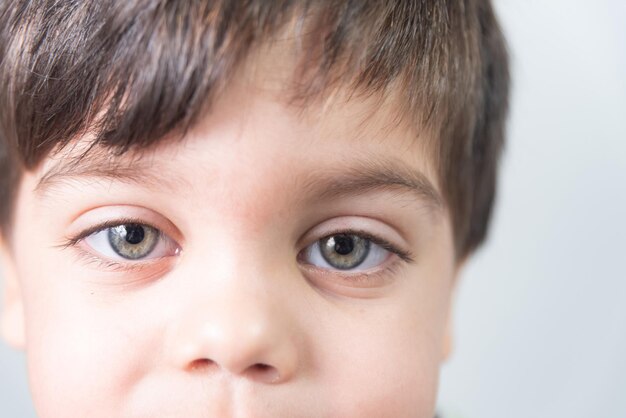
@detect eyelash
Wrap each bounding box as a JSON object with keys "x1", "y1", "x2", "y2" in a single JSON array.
[
  {"x1": 60, "y1": 220, "x2": 415, "y2": 280},
  {"x1": 59, "y1": 217, "x2": 175, "y2": 272},
  {"x1": 307, "y1": 228, "x2": 414, "y2": 263},
  {"x1": 72, "y1": 250, "x2": 155, "y2": 273},
  {"x1": 297, "y1": 228, "x2": 414, "y2": 284},
  {"x1": 61, "y1": 217, "x2": 159, "y2": 249}
]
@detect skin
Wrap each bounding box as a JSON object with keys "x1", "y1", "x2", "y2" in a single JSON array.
[{"x1": 0, "y1": 50, "x2": 460, "y2": 418}]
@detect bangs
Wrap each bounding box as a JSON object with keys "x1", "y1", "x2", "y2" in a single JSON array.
[{"x1": 1, "y1": 0, "x2": 472, "y2": 166}]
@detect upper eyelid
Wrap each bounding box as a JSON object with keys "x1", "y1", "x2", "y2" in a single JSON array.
[
  {"x1": 62, "y1": 204, "x2": 185, "y2": 245},
  {"x1": 75, "y1": 224, "x2": 406, "y2": 255},
  {"x1": 62, "y1": 217, "x2": 414, "y2": 266},
  {"x1": 309, "y1": 229, "x2": 415, "y2": 263},
  {"x1": 66, "y1": 218, "x2": 165, "y2": 247}
]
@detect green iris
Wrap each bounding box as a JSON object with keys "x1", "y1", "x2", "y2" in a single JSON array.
[
  {"x1": 108, "y1": 224, "x2": 159, "y2": 260},
  {"x1": 320, "y1": 234, "x2": 370, "y2": 270}
]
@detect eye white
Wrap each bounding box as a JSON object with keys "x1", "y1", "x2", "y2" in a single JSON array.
[
  {"x1": 303, "y1": 238, "x2": 390, "y2": 271},
  {"x1": 83, "y1": 227, "x2": 175, "y2": 261}
]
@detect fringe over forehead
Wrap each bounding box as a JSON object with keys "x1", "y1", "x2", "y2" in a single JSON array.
[{"x1": 0, "y1": 0, "x2": 510, "y2": 258}]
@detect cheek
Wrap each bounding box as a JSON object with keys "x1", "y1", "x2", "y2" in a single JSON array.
[
  {"x1": 24, "y1": 300, "x2": 151, "y2": 418},
  {"x1": 313, "y1": 260, "x2": 452, "y2": 416},
  {"x1": 13, "y1": 201, "x2": 154, "y2": 417},
  {"x1": 19, "y1": 264, "x2": 155, "y2": 417},
  {"x1": 313, "y1": 299, "x2": 444, "y2": 417}
]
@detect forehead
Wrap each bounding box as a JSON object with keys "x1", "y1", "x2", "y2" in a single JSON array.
[
  {"x1": 30, "y1": 47, "x2": 444, "y2": 222},
  {"x1": 28, "y1": 19, "x2": 442, "y2": 199}
]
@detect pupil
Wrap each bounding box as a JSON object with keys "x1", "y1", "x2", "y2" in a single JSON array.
[
  {"x1": 334, "y1": 235, "x2": 354, "y2": 255},
  {"x1": 124, "y1": 225, "x2": 145, "y2": 245}
]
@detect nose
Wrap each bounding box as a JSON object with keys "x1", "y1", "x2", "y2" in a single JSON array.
[{"x1": 168, "y1": 280, "x2": 300, "y2": 384}]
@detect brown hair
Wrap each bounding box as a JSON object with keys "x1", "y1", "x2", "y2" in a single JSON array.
[{"x1": 0, "y1": 0, "x2": 509, "y2": 259}]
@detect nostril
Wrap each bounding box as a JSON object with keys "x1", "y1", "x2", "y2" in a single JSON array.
[
  {"x1": 184, "y1": 359, "x2": 282, "y2": 383},
  {"x1": 246, "y1": 363, "x2": 280, "y2": 383},
  {"x1": 188, "y1": 358, "x2": 217, "y2": 372}
]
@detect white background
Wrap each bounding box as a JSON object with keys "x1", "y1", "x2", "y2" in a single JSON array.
[{"x1": 1, "y1": 1, "x2": 625, "y2": 417}]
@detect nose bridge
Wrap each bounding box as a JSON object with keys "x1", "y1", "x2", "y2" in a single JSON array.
[{"x1": 167, "y1": 253, "x2": 300, "y2": 383}]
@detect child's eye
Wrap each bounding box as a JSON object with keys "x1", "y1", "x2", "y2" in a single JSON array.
[
  {"x1": 81, "y1": 223, "x2": 179, "y2": 261},
  {"x1": 299, "y1": 232, "x2": 410, "y2": 272}
]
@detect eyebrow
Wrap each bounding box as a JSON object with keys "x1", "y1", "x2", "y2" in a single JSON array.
[
  {"x1": 297, "y1": 156, "x2": 443, "y2": 211},
  {"x1": 35, "y1": 154, "x2": 190, "y2": 197},
  {"x1": 35, "y1": 153, "x2": 443, "y2": 211}
]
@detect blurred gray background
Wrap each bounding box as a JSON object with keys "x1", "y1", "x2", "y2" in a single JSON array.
[{"x1": 2, "y1": 0, "x2": 625, "y2": 417}]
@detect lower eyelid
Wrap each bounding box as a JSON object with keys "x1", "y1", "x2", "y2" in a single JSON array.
[
  {"x1": 70, "y1": 236, "x2": 179, "y2": 276},
  {"x1": 73, "y1": 245, "x2": 161, "y2": 271},
  {"x1": 300, "y1": 260, "x2": 402, "y2": 289},
  {"x1": 70, "y1": 248, "x2": 177, "y2": 289}
]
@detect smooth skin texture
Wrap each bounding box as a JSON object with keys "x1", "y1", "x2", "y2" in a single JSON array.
[{"x1": 0, "y1": 50, "x2": 459, "y2": 418}]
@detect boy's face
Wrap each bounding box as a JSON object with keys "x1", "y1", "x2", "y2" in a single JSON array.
[{"x1": 0, "y1": 58, "x2": 458, "y2": 417}]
